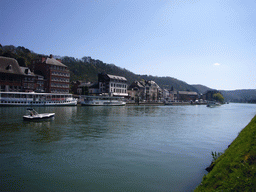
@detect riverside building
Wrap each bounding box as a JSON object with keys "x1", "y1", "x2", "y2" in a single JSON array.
[
  {"x1": 31, "y1": 55, "x2": 70, "y2": 93},
  {"x1": 98, "y1": 73, "x2": 128, "y2": 97}
]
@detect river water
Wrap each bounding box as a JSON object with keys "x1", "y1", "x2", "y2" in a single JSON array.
[{"x1": 0, "y1": 103, "x2": 255, "y2": 191}]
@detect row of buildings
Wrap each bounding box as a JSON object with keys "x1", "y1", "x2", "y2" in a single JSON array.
[
  {"x1": 0, "y1": 55, "x2": 218, "y2": 102},
  {"x1": 71, "y1": 75, "x2": 202, "y2": 102},
  {"x1": 0, "y1": 55, "x2": 69, "y2": 93}
]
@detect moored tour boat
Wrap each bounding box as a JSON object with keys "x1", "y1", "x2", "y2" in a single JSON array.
[
  {"x1": 81, "y1": 95, "x2": 126, "y2": 106},
  {"x1": 23, "y1": 108, "x2": 55, "y2": 120},
  {"x1": 0, "y1": 92, "x2": 77, "y2": 106}
]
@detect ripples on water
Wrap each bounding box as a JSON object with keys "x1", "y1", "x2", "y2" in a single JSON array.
[{"x1": 0, "y1": 103, "x2": 255, "y2": 191}]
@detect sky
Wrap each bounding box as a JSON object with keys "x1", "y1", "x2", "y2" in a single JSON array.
[{"x1": 1, "y1": 0, "x2": 256, "y2": 90}]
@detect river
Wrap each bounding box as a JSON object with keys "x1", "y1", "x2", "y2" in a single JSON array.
[{"x1": 0, "y1": 103, "x2": 255, "y2": 191}]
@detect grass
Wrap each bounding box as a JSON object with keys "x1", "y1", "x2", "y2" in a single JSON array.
[{"x1": 195, "y1": 115, "x2": 256, "y2": 191}]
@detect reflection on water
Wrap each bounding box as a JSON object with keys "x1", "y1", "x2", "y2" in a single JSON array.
[
  {"x1": 24, "y1": 120, "x2": 61, "y2": 143},
  {"x1": 0, "y1": 104, "x2": 255, "y2": 192},
  {"x1": 24, "y1": 119, "x2": 54, "y2": 128}
]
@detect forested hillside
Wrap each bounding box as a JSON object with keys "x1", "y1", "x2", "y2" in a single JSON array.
[
  {"x1": 1, "y1": 45, "x2": 256, "y2": 101},
  {"x1": 0, "y1": 45, "x2": 197, "y2": 91},
  {"x1": 221, "y1": 89, "x2": 256, "y2": 103},
  {"x1": 192, "y1": 84, "x2": 214, "y2": 94},
  {"x1": 192, "y1": 84, "x2": 256, "y2": 103},
  {"x1": 50, "y1": 56, "x2": 198, "y2": 91}
]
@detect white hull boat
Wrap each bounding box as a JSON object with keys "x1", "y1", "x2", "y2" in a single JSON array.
[
  {"x1": 23, "y1": 108, "x2": 55, "y2": 120},
  {"x1": 207, "y1": 101, "x2": 221, "y2": 107},
  {"x1": 0, "y1": 92, "x2": 77, "y2": 106},
  {"x1": 81, "y1": 96, "x2": 126, "y2": 106}
]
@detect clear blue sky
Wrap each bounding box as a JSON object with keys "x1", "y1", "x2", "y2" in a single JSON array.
[{"x1": 1, "y1": 0, "x2": 256, "y2": 90}]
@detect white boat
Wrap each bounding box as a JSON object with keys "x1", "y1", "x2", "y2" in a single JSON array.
[
  {"x1": 207, "y1": 101, "x2": 221, "y2": 107},
  {"x1": 81, "y1": 95, "x2": 126, "y2": 106},
  {"x1": 0, "y1": 92, "x2": 77, "y2": 106},
  {"x1": 23, "y1": 108, "x2": 55, "y2": 120}
]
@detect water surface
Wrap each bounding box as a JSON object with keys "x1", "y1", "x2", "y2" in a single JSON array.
[{"x1": 1, "y1": 103, "x2": 255, "y2": 191}]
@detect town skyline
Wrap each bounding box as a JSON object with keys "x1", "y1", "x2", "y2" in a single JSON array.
[{"x1": 1, "y1": 0, "x2": 256, "y2": 90}]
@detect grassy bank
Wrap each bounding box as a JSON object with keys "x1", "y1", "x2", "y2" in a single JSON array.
[{"x1": 195, "y1": 115, "x2": 256, "y2": 191}]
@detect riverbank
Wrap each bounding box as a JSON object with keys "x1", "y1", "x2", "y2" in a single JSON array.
[
  {"x1": 126, "y1": 101, "x2": 207, "y2": 106},
  {"x1": 195, "y1": 115, "x2": 256, "y2": 191}
]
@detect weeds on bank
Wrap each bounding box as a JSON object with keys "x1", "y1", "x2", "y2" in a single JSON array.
[{"x1": 211, "y1": 151, "x2": 223, "y2": 162}]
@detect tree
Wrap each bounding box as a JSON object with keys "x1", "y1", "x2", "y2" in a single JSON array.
[
  {"x1": 213, "y1": 93, "x2": 224, "y2": 103},
  {"x1": 17, "y1": 58, "x2": 26, "y2": 67}
]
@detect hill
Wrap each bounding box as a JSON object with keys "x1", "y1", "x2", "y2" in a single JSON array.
[
  {"x1": 192, "y1": 84, "x2": 256, "y2": 103},
  {"x1": 191, "y1": 84, "x2": 214, "y2": 94},
  {"x1": 57, "y1": 56, "x2": 199, "y2": 91},
  {"x1": 2, "y1": 45, "x2": 256, "y2": 102},
  {"x1": 0, "y1": 45, "x2": 198, "y2": 92},
  {"x1": 221, "y1": 89, "x2": 256, "y2": 103},
  {"x1": 195, "y1": 115, "x2": 256, "y2": 191}
]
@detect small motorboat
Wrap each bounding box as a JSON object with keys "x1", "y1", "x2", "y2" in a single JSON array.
[
  {"x1": 23, "y1": 108, "x2": 55, "y2": 120},
  {"x1": 206, "y1": 101, "x2": 221, "y2": 107}
]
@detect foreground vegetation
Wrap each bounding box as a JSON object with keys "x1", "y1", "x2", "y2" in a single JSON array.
[{"x1": 195, "y1": 115, "x2": 256, "y2": 191}]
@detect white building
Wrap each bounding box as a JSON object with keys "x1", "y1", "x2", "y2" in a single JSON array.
[{"x1": 98, "y1": 73, "x2": 128, "y2": 97}]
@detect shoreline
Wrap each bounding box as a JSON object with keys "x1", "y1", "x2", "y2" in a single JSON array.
[
  {"x1": 126, "y1": 102, "x2": 207, "y2": 106},
  {"x1": 194, "y1": 115, "x2": 256, "y2": 191}
]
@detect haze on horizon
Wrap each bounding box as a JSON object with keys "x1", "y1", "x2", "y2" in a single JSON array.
[{"x1": 1, "y1": 0, "x2": 256, "y2": 90}]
